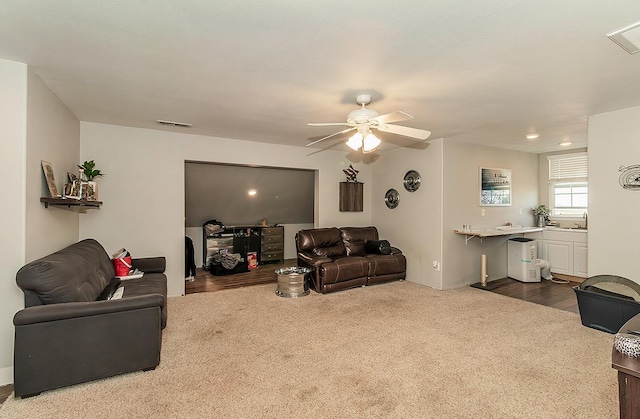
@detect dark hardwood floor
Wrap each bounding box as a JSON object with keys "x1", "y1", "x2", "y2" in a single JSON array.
[
  {"x1": 0, "y1": 384, "x2": 12, "y2": 404},
  {"x1": 185, "y1": 259, "x2": 295, "y2": 294},
  {"x1": 487, "y1": 277, "x2": 579, "y2": 314}
]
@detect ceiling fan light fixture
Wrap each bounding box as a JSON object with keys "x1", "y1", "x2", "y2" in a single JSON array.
[
  {"x1": 363, "y1": 133, "x2": 381, "y2": 153},
  {"x1": 307, "y1": 94, "x2": 431, "y2": 151},
  {"x1": 346, "y1": 132, "x2": 363, "y2": 150}
]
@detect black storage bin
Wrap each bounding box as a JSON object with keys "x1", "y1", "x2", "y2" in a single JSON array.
[
  {"x1": 208, "y1": 260, "x2": 248, "y2": 276},
  {"x1": 573, "y1": 275, "x2": 640, "y2": 333}
]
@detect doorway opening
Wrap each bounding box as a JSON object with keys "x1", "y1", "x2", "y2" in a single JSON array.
[{"x1": 184, "y1": 161, "x2": 316, "y2": 292}]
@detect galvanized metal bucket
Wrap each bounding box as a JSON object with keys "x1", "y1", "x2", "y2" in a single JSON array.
[{"x1": 275, "y1": 267, "x2": 311, "y2": 298}]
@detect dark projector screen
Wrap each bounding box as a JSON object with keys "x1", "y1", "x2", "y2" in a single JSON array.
[{"x1": 185, "y1": 162, "x2": 315, "y2": 227}]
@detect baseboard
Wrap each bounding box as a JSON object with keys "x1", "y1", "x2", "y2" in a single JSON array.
[{"x1": 0, "y1": 366, "x2": 13, "y2": 386}]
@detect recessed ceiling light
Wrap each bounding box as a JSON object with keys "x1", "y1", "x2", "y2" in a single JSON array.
[
  {"x1": 247, "y1": 189, "x2": 257, "y2": 196},
  {"x1": 608, "y1": 21, "x2": 640, "y2": 54},
  {"x1": 559, "y1": 141, "x2": 573, "y2": 147},
  {"x1": 525, "y1": 133, "x2": 539, "y2": 140}
]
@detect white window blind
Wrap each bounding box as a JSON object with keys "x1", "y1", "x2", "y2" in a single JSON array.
[{"x1": 548, "y1": 152, "x2": 588, "y2": 180}]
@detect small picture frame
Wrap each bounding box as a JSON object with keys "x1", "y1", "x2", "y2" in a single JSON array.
[
  {"x1": 41, "y1": 161, "x2": 59, "y2": 197},
  {"x1": 64, "y1": 180, "x2": 82, "y2": 200},
  {"x1": 479, "y1": 167, "x2": 511, "y2": 206}
]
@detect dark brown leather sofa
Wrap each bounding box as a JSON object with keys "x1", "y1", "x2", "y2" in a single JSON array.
[
  {"x1": 296, "y1": 226, "x2": 406, "y2": 294},
  {"x1": 13, "y1": 239, "x2": 167, "y2": 397}
]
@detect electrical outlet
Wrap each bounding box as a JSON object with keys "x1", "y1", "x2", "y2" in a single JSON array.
[
  {"x1": 519, "y1": 208, "x2": 523, "y2": 215},
  {"x1": 432, "y1": 260, "x2": 440, "y2": 271},
  {"x1": 481, "y1": 208, "x2": 486, "y2": 216}
]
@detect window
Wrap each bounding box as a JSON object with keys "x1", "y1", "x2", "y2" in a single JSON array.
[{"x1": 548, "y1": 153, "x2": 588, "y2": 217}]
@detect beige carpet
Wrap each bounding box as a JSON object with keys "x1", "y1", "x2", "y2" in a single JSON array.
[{"x1": 0, "y1": 281, "x2": 618, "y2": 418}]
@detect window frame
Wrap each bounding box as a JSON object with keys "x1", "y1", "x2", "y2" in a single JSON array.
[{"x1": 547, "y1": 152, "x2": 588, "y2": 219}]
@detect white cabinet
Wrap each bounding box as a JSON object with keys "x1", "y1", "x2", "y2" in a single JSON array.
[
  {"x1": 574, "y1": 242, "x2": 588, "y2": 278},
  {"x1": 541, "y1": 229, "x2": 588, "y2": 278},
  {"x1": 543, "y1": 240, "x2": 573, "y2": 275}
]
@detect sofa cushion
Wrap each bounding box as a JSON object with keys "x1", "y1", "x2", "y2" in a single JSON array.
[
  {"x1": 364, "y1": 239, "x2": 391, "y2": 255},
  {"x1": 121, "y1": 273, "x2": 168, "y2": 328},
  {"x1": 320, "y1": 257, "x2": 368, "y2": 285},
  {"x1": 313, "y1": 245, "x2": 346, "y2": 258},
  {"x1": 340, "y1": 226, "x2": 379, "y2": 256},
  {"x1": 16, "y1": 239, "x2": 115, "y2": 305},
  {"x1": 297, "y1": 228, "x2": 346, "y2": 257},
  {"x1": 367, "y1": 254, "x2": 407, "y2": 276}
]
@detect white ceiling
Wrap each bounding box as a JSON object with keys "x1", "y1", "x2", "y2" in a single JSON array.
[{"x1": 2, "y1": 1, "x2": 640, "y2": 154}]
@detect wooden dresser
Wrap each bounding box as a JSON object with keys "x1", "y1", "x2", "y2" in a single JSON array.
[{"x1": 260, "y1": 226, "x2": 284, "y2": 264}]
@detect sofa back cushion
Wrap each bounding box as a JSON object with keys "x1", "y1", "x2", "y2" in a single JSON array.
[
  {"x1": 340, "y1": 226, "x2": 379, "y2": 256},
  {"x1": 296, "y1": 228, "x2": 346, "y2": 258},
  {"x1": 16, "y1": 239, "x2": 115, "y2": 306}
]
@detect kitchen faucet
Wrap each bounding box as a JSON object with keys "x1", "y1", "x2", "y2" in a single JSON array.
[
  {"x1": 584, "y1": 212, "x2": 587, "y2": 229},
  {"x1": 574, "y1": 212, "x2": 588, "y2": 229}
]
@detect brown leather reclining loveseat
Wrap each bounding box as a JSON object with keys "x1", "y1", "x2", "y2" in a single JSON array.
[{"x1": 296, "y1": 226, "x2": 406, "y2": 294}]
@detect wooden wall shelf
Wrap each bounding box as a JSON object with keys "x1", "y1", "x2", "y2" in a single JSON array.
[
  {"x1": 41, "y1": 197, "x2": 102, "y2": 209},
  {"x1": 339, "y1": 182, "x2": 363, "y2": 212}
]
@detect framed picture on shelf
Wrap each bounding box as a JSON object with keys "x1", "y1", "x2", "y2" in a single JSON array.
[
  {"x1": 479, "y1": 167, "x2": 511, "y2": 206},
  {"x1": 41, "y1": 161, "x2": 59, "y2": 197}
]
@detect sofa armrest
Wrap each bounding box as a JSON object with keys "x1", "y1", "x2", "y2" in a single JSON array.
[
  {"x1": 390, "y1": 246, "x2": 402, "y2": 255},
  {"x1": 131, "y1": 257, "x2": 166, "y2": 273},
  {"x1": 13, "y1": 296, "x2": 162, "y2": 398},
  {"x1": 13, "y1": 295, "x2": 165, "y2": 326},
  {"x1": 297, "y1": 252, "x2": 332, "y2": 267}
]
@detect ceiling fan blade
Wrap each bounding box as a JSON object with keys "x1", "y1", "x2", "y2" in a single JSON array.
[
  {"x1": 370, "y1": 111, "x2": 413, "y2": 124},
  {"x1": 307, "y1": 122, "x2": 349, "y2": 126},
  {"x1": 375, "y1": 124, "x2": 431, "y2": 140},
  {"x1": 306, "y1": 127, "x2": 355, "y2": 147}
]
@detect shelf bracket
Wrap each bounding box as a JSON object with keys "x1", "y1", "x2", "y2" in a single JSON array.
[{"x1": 464, "y1": 235, "x2": 477, "y2": 245}]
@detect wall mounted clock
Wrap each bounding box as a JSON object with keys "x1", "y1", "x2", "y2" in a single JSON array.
[
  {"x1": 403, "y1": 170, "x2": 421, "y2": 192},
  {"x1": 619, "y1": 164, "x2": 640, "y2": 190},
  {"x1": 384, "y1": 189, "x2": 399, "y2": 209}
]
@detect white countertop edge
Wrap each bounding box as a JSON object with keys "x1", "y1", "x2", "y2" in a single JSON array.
[{"x1": 453, "y1": 227, "x2": 544, "y2": 237}]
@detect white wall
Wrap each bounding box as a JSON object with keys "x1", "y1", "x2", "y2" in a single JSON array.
[
  {"x1": 442, "y1": 140, "x2": 539, "y2": 288},
  {"x1": 0, "y1": 59, "x2": 28, "y2": 385},
  {"x1": 26, "y1": 68, "x2": 81, "y2": 261},
  {"x1": 79, "y1": 123, "x2": 373, "y2": 296},
  {"x1": 371, "y1": 140, "x2": 444, "y2": 289},
  {"x1": 588, "y1": 105, "x2": 640, "y2": 282},
  {"x1": 0, "y1": 63, "x2": 81, "y2": 386}
]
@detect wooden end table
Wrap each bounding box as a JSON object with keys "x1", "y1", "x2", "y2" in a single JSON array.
[{"x1": 612, "y1": 314, "x2": 640, "y2": 418}]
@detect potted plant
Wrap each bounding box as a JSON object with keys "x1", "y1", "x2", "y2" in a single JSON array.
[
  {"x1": 78, "y1": 160, "x2": 104, "y2": 181},
  {"x1": 533, "y1": 205, "x2": 550, "y2": 227},
  {"x1": 78, "y1": 160, "x2": 104, "y2": 200}
]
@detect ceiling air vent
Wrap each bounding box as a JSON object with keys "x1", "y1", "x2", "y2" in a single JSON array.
[
  {"x1": 156, "y1": 119, "x2": 192, "y2": 128},
  {"x1": 607, "y1": 21, "x2": 640, "y2": 54}
]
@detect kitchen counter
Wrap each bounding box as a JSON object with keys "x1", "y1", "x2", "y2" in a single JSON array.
[
  {"x1": 453, "y1": 226, "x2": 543, "y2": 244},
  {"x1": 544, "y1": 226, "x2": 587, "y2": 233}
]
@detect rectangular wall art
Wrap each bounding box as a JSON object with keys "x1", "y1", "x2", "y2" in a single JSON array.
[{"x1": 479, "y1": 167, "x2": 511, "y2": 206}]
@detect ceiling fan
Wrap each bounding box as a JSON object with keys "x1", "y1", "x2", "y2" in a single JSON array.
[{"x1": 306, "y1": 94, "x2": 431, "y2": 153}]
